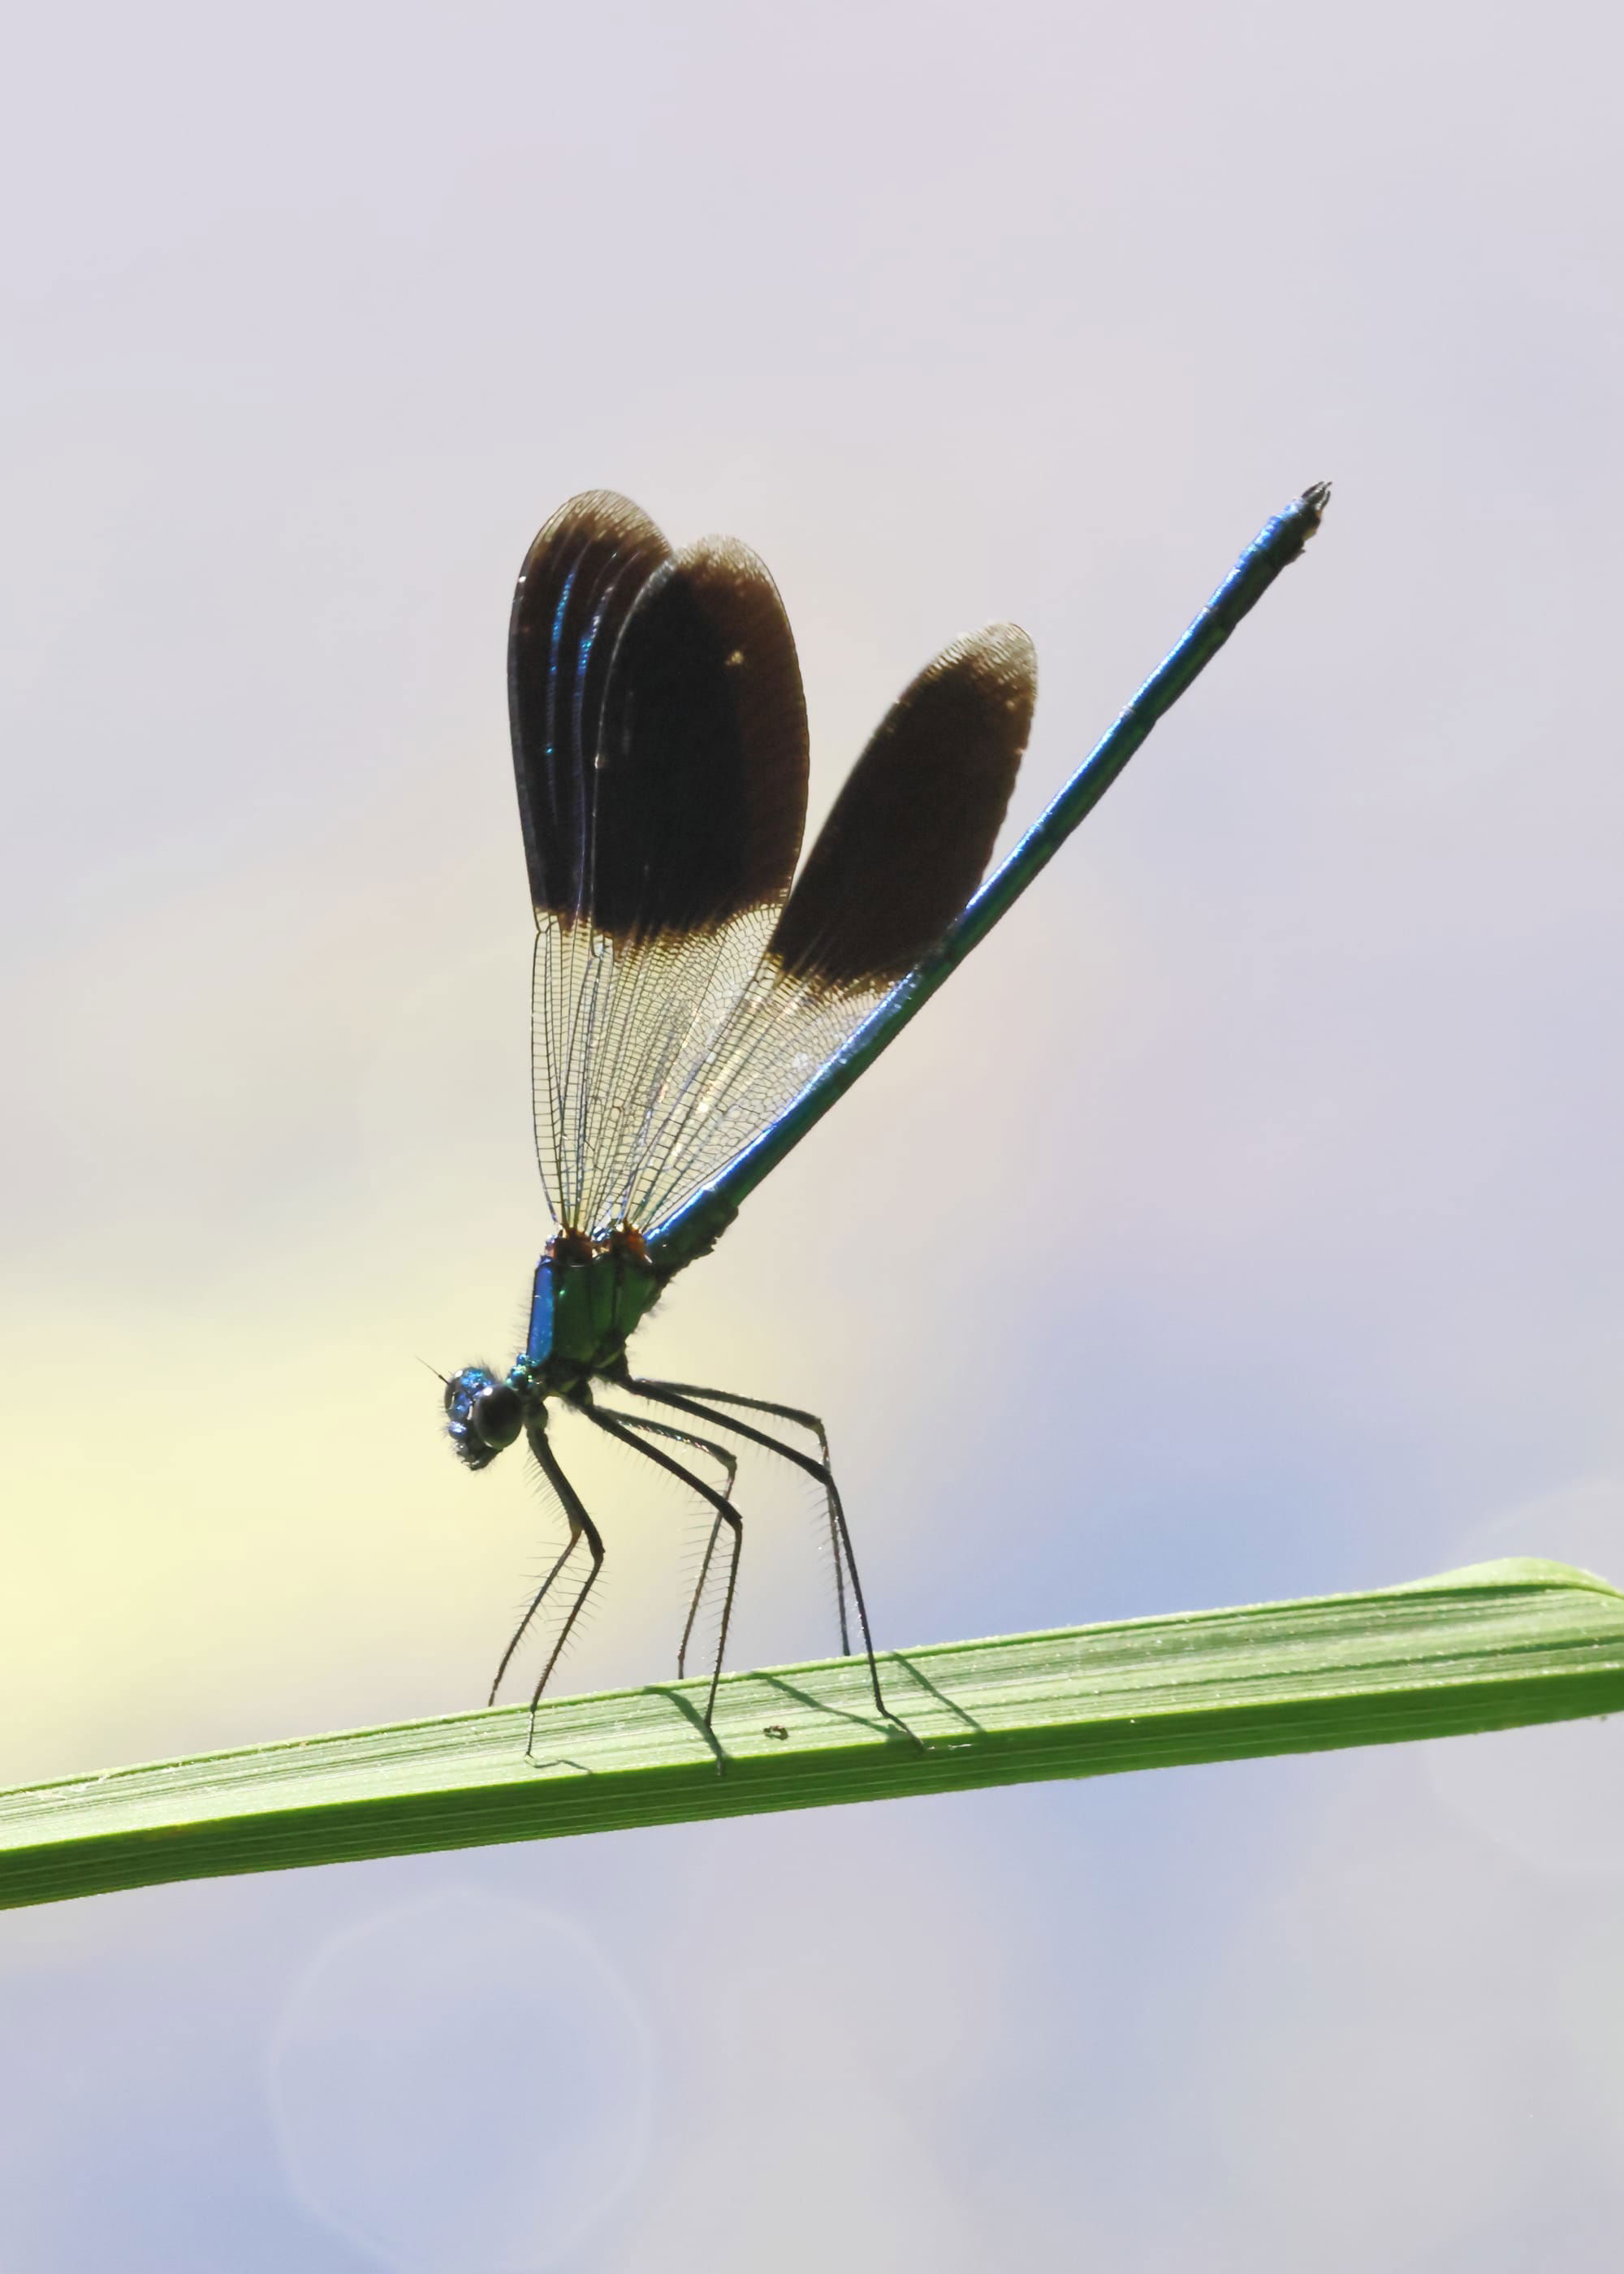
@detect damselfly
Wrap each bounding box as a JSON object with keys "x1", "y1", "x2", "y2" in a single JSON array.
[{"x1": 445, "y1": 484, "x2": 1328, "y2": 1733}]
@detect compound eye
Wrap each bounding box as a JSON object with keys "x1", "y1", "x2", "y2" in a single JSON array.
[
  {"x1": 443, "y1": 1368, "x2": 490, "y2": 1421},
  {"x1": 471, "y1": 1382, "x2": 522, "y2": 1450},
  {"x1": 444, "y1": 1369, "x2": 524, "y2": 1469}
]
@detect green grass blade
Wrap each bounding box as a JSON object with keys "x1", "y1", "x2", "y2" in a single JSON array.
[{"x1": 4, "y1": 1557, "x2": 1620, "y2": 1912}]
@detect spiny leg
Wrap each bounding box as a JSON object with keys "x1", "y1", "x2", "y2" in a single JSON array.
[
  {"x1": 637, "y1": 1381, "x2": 853, "y2": 1655},
  {"x1": 581, "y1": 1399, "x2": 743, "y2": 1734},
  {"x1": 520, "y1": 1416, "x2": 606, "y2": 1750},
  {"x1": 487, "y1": 1528, "x2": 581, "y2": 1708},
  {"x1": 591, "y1": 1403, "x2": 738, "y2": 1677},
  {"x1": 488, "y1": 1406, "x2": 594, "y2": 1706},
  {"x1": 613, "y1": 1370, "x2": 904, "y2": 1736}
]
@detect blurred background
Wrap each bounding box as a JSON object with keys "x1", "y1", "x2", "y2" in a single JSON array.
[{"x1": 3, "y1": 0, "x2": 1623, "y2": 2264}]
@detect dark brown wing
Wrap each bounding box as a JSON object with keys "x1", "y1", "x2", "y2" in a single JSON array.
[
  {"x1": 768, "y1": 624, "x2": 1035, "y2": 991},
  {"x1": 508, "y1": 491, "x2": 808, "y2": 944},
  {"x1": 508, "y1": 491, "x2": 672, "y2": 925},
  {"x1": 593, "y1": 537, "x2": 809, "y2": 942},
  {"x1": 508, "y1": 491, "x2": 810, "y2": 1231},
  {"x1": 627, "y1": 624, "x2": 1038, "y2": 1230}
]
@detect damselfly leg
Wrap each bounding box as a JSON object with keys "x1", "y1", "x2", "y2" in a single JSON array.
[
  {"x1": 586, "y1": 1404, "x2": 741, "y2": 1679},
  {"x1": 634, "y1": 1381, "x2": 853, "y2": 1656},
  {"x1": 612, "y1": 1369, "x2": 905, "y2": 1735},
  {"x1": 487, "y1": 1415, "x2": 606, "y2": 1754},
  {"x1": 581, "y1": 1395, "x2": 743, "y2": 1735}
]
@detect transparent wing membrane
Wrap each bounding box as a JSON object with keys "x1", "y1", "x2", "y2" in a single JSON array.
[
  {"x1": 626, "y1": 958, "x2": 890, "y2": 1231},
  {"x1": 531, "y1": 910, "x2": 784, "y2": 1234}
]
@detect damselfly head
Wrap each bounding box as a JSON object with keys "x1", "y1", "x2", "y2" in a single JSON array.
[{"x1": 444, "y1": 1366, "x2": 524, "y2": 1470}]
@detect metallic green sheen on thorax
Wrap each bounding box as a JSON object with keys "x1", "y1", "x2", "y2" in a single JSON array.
[{"x1": 525, "y1": 1237, "x2": 663, "y2": 1390}]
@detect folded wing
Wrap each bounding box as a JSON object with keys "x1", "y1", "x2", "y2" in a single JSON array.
[
  {"x1": 628, "y1": 623, "x2": 1038, "y2": 1232},
  {"x1": 511, "y1": 491, "x2": 809, "y2": 1231}
]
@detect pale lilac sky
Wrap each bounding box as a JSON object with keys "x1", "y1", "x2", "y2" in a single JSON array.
[{"x1": 3, "y1": 2, "x2": 1623, "y2": 2266}]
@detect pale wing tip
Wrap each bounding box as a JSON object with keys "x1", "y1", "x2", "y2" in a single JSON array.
[
  {"x1": 522, "y1": 490, "x2": 671, "y2": 568},
  {"x1": 926, "y1": 620, "x2": 1037, "y2": 706}
]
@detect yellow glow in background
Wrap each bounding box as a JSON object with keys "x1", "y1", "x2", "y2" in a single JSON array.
[{"x1": 3, "y1": 1, "x2": 1624, "y2": 2264}]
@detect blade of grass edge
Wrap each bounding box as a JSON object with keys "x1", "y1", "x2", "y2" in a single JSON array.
[{"x1": 2, "y1": 1556, "x2": 1620, "y2": 1912}]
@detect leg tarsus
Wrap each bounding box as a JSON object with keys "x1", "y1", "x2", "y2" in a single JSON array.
[
  {"x1": 636, "y1": 1382, "x2": 853, "y2": 1656},
  {"x1": 488, "y1": 1529, "x2": 579, "y2": 1708},
  {"x1": 520, "y1": 1418, "x2": 606, "y2": 1757},
  {"x1": 612, "y1": 1370, "x2": 912, "y2": 1743},
  {"x1": 582, "y1": 1397, "x2": 743, "y2": 1740},
  {"x1": 590, "y1": 1402, "x2": 737, "y2": 1679}
]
